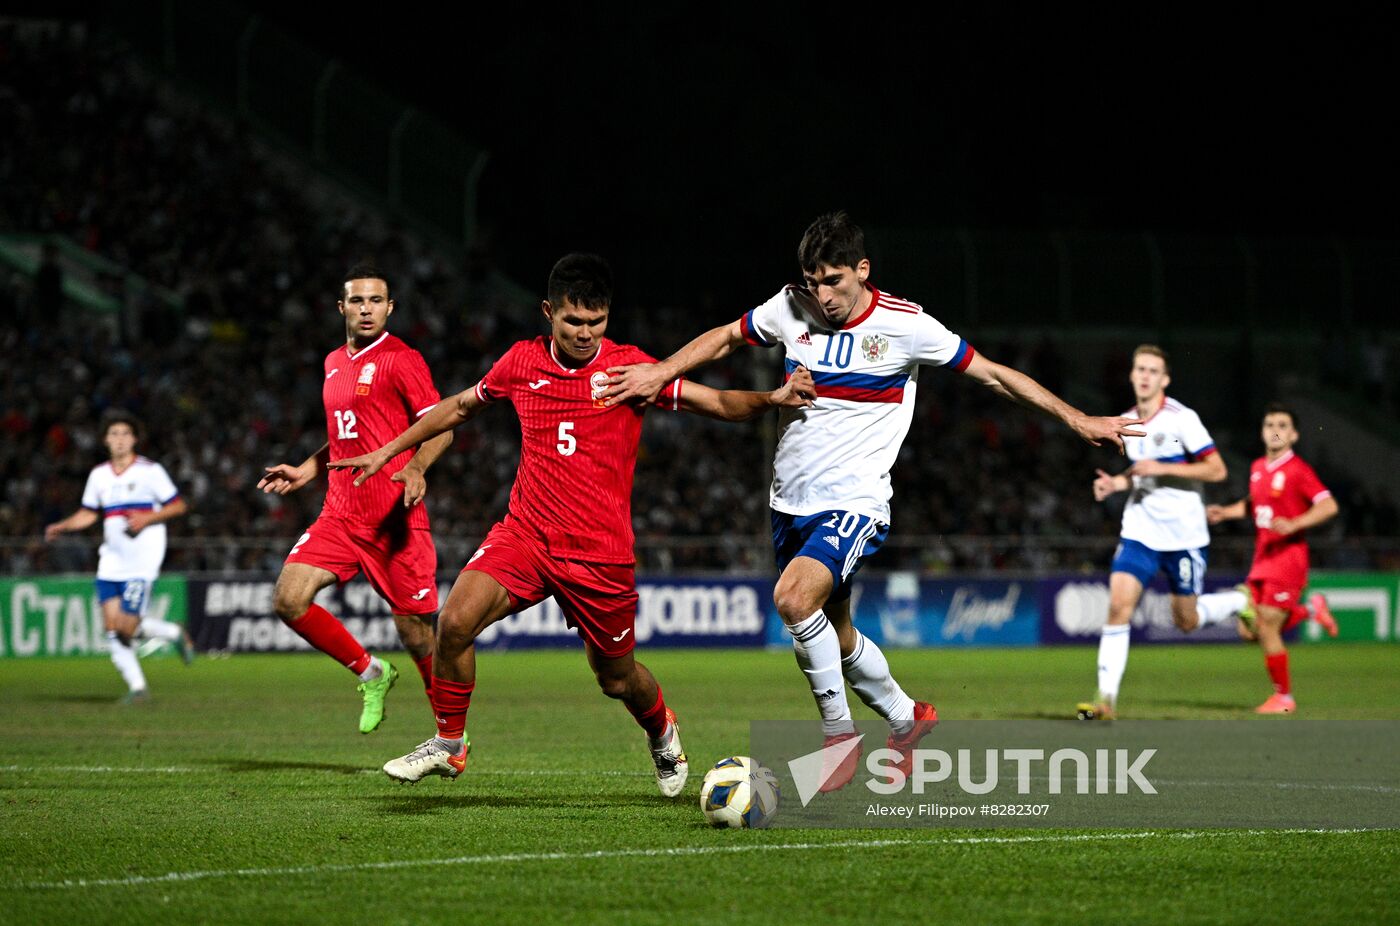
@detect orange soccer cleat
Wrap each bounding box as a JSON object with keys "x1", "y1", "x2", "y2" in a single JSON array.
[
  {"x1": 1308, "y1": 593, "x2": 1339, "y2": 638},
  {"x1": 818, "y1": 730, "x2": 863, "y2": 793},
  {"x1": 885, "y1": 701, "x2": 940, "y2": 779},
  {"x1": 1255, "y1": 693, "x2": 1297, "y2": 714}
]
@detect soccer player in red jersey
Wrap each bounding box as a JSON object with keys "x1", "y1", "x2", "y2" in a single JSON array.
[
  {"x1": 258, "y1": 265, "x2": 452, "y2": 733},
  {"x1": 1207, "y1": 404, "x2": 1340, "y2": 714},
  {"x1": 331, "y1": 253, "x2": 816, "y2": 796}
]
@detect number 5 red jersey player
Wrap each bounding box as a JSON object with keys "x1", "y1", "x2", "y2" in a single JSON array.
[
  {"x1": 1207, "y1": 403, "x2": 1340, "y2": 714},
  {"x1": 258, "y1": 265, "x2": 452, "y2": 734},
  {"x1": 332, "y1": 253, "x2": 816, "y2": 796}
]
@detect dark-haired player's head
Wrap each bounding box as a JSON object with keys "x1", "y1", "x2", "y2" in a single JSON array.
[
  {"x1": 797, "y1": 211, "x2": 872, "y2": 329},
  {"x1": 543, "y1": 253, "x2": 612, "y2": 366},
  {"x1": 1130, "y1": 344, "x2": 1171, "y2": 403},
  {"x1": 1261, "y1": 402, "x2": 1300, "y2": 454},
  {"x1": 339, "y1": 263, "x2": 394, "y2": 348},
  {"x1": 100, "y1": 408, "x2": 142, "y2": 460}
]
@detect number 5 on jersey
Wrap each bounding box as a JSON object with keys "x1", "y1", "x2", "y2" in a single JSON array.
[{"x1": 557, "y1": 421, "x2": 576, "y2": 456}]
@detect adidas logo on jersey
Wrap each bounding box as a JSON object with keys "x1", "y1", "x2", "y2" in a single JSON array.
[
  {"x1": 796, "y1": 332, "x2": 812, "y2": 345},
  {"x1": 824, "y1": 535, "x2": 841, "y2": 550}
]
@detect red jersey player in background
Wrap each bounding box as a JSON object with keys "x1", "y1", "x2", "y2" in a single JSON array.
[
  {"x1": 1207, "y1": 403, "x2": 1339, "y2": 714},
  {"x1": 258, "y1": 265, "x2": 452, "y2": 733},
  {"x1": 332, "y1": 253, "x2": 815, "y2": 796}
]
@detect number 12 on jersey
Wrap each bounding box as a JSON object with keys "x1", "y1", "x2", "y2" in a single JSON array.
[{"x1": 334, "y1": 410, "x2": 359, "y2": 439}]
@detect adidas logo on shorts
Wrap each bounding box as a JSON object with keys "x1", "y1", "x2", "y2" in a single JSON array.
[{"x1": 824, "y1": 535, "x2": 841, "y2": 550}]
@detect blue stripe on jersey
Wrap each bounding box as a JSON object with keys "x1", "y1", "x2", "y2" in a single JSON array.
[
  {"x1": 1156, "y1": 454, "x2": 1188, "y2": 463},
  {"x1": 103, "y1": 502, "x2": 155, "y2": 513},
  {"x1": 1191, "y1": 443, "x2": 1216, "y2": 458},
  {"x1": 784, "y1": 357, "x2": 909, "y2": 391},
  {"x1": 742, "y1": 310, "x2": 774, "y2": 347},
  {"x1": 949, "y1": 339, "x2": 970, "y2": 369}
]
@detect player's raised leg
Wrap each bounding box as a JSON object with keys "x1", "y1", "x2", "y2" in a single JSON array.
[
  {"x1": 383, "y1": 569, "x2": 511, "y2": 782},
  {"x1": 273, "y1": 561, "x2": 396, "y2": 733},
  {"x1": 101, "y1": 592, "x2": 148, "y2": 704},
  {"x1": 828, "y1": 597, "x2": 936, "y2": 779}
]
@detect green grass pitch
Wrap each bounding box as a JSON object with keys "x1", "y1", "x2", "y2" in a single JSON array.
[{"x1": 3, "y1": 644, "x2": 1398, "y2": 925}]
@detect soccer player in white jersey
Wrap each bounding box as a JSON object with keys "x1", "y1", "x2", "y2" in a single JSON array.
[
  {"x1": 44, "y1": 410, "x2": 193, "y2": 703},
  {"x1": 605, "y1": 211, "x2": 1140, "y2": 788},
  {"x1": 1077, "y1": 345, "x2": 1239, "y2": 721}
]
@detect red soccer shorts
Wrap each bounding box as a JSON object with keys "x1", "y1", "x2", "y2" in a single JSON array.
[
  {"x1": 286, "y1": 515, "x2": 439, "y2": 615},
  {"x1": 463, "y1": 519, "x2": 639, "y2": 658},
  {"x1": 1247, "y1": 578, "x2": 1303, "y2": 613}
]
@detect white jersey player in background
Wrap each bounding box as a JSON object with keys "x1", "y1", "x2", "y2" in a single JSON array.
[
  {"x1": 45, "y1": 410, "x2": 193, "y2": 703},
  {"x1": 1079, "y1": 345, "x2": 1240, "y2": 720},
  {"x1": 606, "y1": 211, "x2": 1141, "y2": 788}
]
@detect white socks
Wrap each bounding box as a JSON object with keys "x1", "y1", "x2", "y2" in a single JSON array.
[
  {"x1": 1097, "y1": 624, "x2": 1131, "y2": 705},
  {"x1": 107, "y1": 631, "x2": 147, "y2": 693},
  {"x1": 786, "y1": 610, "x2": 854, "y2": 737},
  {"x1": 841, "y1": 631, "x2": 916, "y2": 735},
  {"x1": 139, "y1": 617, "x2": 183, "y2": 641},
  {"x1": 357, "y1": 656, "x2": 383, "y2": 683},
  {"x1": 1195, "y1": 589, "x2": 1247, "y2": 627}
]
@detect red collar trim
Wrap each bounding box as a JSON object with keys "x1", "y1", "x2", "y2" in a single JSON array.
[{"x1": 1137, "y1": 394, "x2": 1169, "y2": 425}]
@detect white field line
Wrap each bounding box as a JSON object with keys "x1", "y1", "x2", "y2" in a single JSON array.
[{"x1": 17, "y1": 828, "x2": 1371, "y2": 891}]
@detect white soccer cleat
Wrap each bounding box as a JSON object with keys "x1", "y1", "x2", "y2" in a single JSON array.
[
  {"x1": 649, "y1": 708, "x2": 689, "y2": 798},
  {"x1": 382, "y1": 737, "x2": 468, "y2": 783}
]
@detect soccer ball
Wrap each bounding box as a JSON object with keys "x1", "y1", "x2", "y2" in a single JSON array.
[{"x1": 699, "y1": 756, "x2": 780, "y2": 829}]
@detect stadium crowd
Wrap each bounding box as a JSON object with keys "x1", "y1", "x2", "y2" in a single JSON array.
[{"x1": 3, "y1": 22, "x2": 1395, "y2": 577}]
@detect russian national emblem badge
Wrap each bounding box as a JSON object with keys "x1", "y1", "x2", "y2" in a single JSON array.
[{"x1": 861, "y1": 334, "x2": 889, "y2": 362}]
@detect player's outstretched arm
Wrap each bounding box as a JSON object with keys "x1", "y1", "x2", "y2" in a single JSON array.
[
  {"x1": 43, "y1": 508, "x2": 99, "y2": 541},
  {"x1": 329, "y1": 387, "x2": 485, "y2": 487},
  {"x1": 258, "y1": 443, "x2": 329, "y2": 496},
  {"x1": 125, "y1": 497, "x2": 188, "y2": 536},
  {"x1": 1129, "y1": 450, "x2": 1228, "y2": 483},
  {"x1": 1206, "y1": 499, "x2": 1249, "y2": 525},
  {"x1": 604, "y1": 320, "x2": 747, "y2": 406},
  {"x1": 1271, "y1": 495, "x2": 1340, "y2": 536},
  {"x1": 393, "y1": 431, "x2": 454, "y2": 507},
  {"x1": 679, "y1": 366, "x2": 817, "y2": 421},
  {"x1": 963, "y1": 353, "x2": 1144, "y2": 454}
]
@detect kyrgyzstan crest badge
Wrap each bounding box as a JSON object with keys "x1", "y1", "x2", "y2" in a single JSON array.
[
  {"x1": 356, "y1": 361, "x2": 376, "y2": 395},
  {"x1": 861, "y1": 334, "x2": 889, "y2": 362}
]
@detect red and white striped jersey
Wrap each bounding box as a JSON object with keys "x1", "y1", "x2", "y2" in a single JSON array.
[
  {"x1": 322, "y1": 332, "x2": 441, "y2": 529},
  {"x1": 474, "y1": 336, "x2": 681, "y2": 564}
]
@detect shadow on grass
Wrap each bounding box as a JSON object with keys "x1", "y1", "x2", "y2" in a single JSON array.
[
  {"x1": 360, "y1": 792, "x2": 668, "y2": 814},
  {"x1": 220, "y1": 758, "x2": 367, "y2": 775},
  {"x1": 34, "y1": 694, "x2": 120, "y2": 704}
]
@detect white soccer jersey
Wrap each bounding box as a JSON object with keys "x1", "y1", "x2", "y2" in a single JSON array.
[
  {"x1": 740, "y1": 284, "x2": 974, "y2": 523},
  {"x1": 1119, "y1": 397, "x2": 1217, "y2": 551},
  {"x1": 80, "y1": 457, "x2": 181, "y2": 580}
]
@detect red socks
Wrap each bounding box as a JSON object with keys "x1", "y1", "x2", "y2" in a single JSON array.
[
  {"x1": 413, "y1": 654, "x2": 434, "y2": 695},
  {"x1": 431, "y1": 676, "x2": 475, "y2": 740},
  {"x1": 1283, "y1": 603, "x2": 1310, "y2": 632},
  {"x1": 628, "y1": 686, "x2": 670, "y2": 740},
  {"x1": 1265, "y1": 651, "x2": 1291, "y2": 696},
  {"x1": 289, "y1": 604, "x2": 371, "y2": 675}
]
